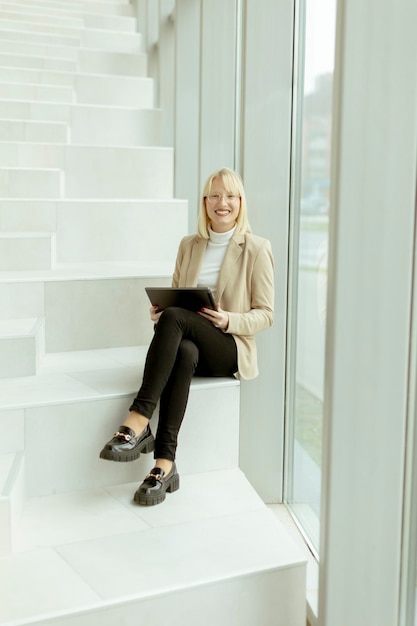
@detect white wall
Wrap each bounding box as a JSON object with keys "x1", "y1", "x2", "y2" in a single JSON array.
[
  {"x1": 239, "y1": 0, "x2": 294, "y2": 501},
  {"x1": 174, "y1": 0, "x2": 201, "y2": 230},
  {"x1": 174, "y1": 0, "x2": 239, "y2": 232}
]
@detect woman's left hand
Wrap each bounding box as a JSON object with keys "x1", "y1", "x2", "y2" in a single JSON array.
[{"x1": 198, "y1": 303, "x2": 229, "y2": 330}]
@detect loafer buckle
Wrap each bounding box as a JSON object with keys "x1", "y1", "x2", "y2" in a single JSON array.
[{"x1": 114, "y1": 431, "x2": 132, "y2": 442}]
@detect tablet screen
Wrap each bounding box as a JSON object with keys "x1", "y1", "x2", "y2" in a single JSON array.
[{"x1": 145, "y1": 287, "x2": 216, "y2": 312}]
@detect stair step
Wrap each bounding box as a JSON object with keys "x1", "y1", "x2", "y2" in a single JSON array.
[
  {"x1": 0, "y1": 272, "x2": 172, "y2": 351},
  {"x1": 0, "y1": 199, "x2": 56, "y2": 231},
  {"x1": 0, "y1": 17, "x2": 83, "y2": 39},
  {"x1": 0, "y1": 50, "x2": 77, "y2": 71},
  {"x1": 78, "y1": 48, "x2": 147, "y2": 76},
  {"x1": 0, "y1": 101, "x2": 162, "y2": 146},
  {"x1": 0, "y1": 346, "x2": 240, "y2": 494},
  {"x1": 0, "y1": 197, "x2": 187, "y2": 262},
  {"x1": 0, "y1": 7, "x2": 137, "y2": 32},
  {"x1": 0, "y1": 40, "x2": 146, "y2": 75},
  {"x1": 0, "y1": 67, "x2": 153, "y2": 106},
  {"x1": 14, "y1": 469, "x2": 264, "y2": 550},
  {"x1": 0, "y1": 67, "x2": 62, "y2": 86},
  {"x1": 0, "y1": 26, "x2": 81, "y2": 47},
  {"x1": 55, "y1": 199, "x2": 187, "y2": 263},
  {"x1": 3, "y1": 472, "x2": 306, "y2": 625},
  {"x1": 0, "y1": 26, "x2": 141, "y2": 55},
  {"x1": 0, "y1": 81, "x2": 74, "y2": 103},
  {"x1": 24, "y1": 378, "x2": 239, "y2": 493},
  {"x1": 0, "y1": 67, "x2": 72, "y2": 86},
  {"x1": 0, "y1": 62, "x2": 148, "y2": 85},
  {"x1": 0, "y1": 232, "x2": 54, "y2": 271},
  {"x1": 81, "y1": 28, "x2": 142, "y2": 53},
  {"x1": 68, "y1": 105, "x2": 162, "y2": 146},
  {"x1": 0, "y1": 196, "x2": 185, "y2": 237},
  {"x1": 0, "y1": 22, "x2": 141, "y2": 52},
  {"x1": 75, "y1": 73, "x2": 153, "y2": 106},
  {"x1": 0, "y1": 167, "x2": 63, "y2": 198},
  {"x1": 0, "y1": 144, "x2": 172, "y2": 199},
  {"x1": 0, "y1": 37, "x2": 78, "y2": 61},
  {"x1": 0, "y1": 409, "x2": 24, "y2": 455},
  {"x1": 0, "y1": 119, "x2": 68, "y2": 143},
  {"x1": 0, "y1": 317, "x2": 45, "y2": 377},
  {"x1": 0, "y1": 9, "x2": 84, "y2": 30},
  {"x1": 0, "y1": 0, "x2": 134, "y2": 18},
  {"x1": 78, "y1": 13, "x2": 137, "y2": 32}
]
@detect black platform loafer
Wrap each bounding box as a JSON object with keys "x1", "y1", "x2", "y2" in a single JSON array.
[
  {"x1": 134, "y1": 463, "x2": 180, "y2": 506},
  {"x1": 99, "y1": 424, "x2": 155, "y2": 462}
]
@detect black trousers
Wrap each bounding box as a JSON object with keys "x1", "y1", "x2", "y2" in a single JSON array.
[{"x1": 129, "y1": 307, "x2": 238, "y2": 461}]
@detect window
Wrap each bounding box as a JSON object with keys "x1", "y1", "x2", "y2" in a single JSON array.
[{"x1": 284, "y1": 0, "x2": 337, "y2": 554}]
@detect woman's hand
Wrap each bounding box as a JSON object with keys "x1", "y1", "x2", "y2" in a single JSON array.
[
  {"x1": 150, "y1": 305, "x2": 163, "y2": 324},
  {"x1": 198, "y1": 303, "x2": 229, "y2": 330}
]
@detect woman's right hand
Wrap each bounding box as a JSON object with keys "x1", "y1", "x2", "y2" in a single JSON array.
[{"x1": 150, "y1": 305, "x2": 163, "y2": 324}]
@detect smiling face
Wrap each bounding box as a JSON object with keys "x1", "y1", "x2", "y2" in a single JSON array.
[{"x1": 204, "y1": 177, "x2": 241, "y2": 233}]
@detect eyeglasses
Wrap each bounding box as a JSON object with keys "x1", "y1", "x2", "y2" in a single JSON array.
[{"x1": 206, "y1": 193, "x2": 240, "y2": 204}]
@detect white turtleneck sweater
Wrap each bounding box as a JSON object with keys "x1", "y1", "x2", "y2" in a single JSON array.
[{"x1": 197, "y1": 226, "x2": 236, "y2": 301}]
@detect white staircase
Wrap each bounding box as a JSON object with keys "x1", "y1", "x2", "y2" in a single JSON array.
[{"x1": 0, "y1": 1, "x2": 306, "y2": 625}]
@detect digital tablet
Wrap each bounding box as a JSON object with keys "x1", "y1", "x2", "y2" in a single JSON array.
[{"x1": 145, "y1": 287, "x2": 216, "y2": 312}]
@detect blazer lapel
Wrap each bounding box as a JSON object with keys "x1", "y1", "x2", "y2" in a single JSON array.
[
  {"x1": 186, "y1": 237, "x2": 208, "y2": 286},
  {"x1": 216, "y1": 234, "x2": 245, "y2": 301}
]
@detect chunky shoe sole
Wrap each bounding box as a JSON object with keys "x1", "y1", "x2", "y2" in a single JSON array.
[
  {"x1": 99, "y1": 434, "x2": 155, "y2": 462},
  {"x1": 134, "y1": 471, "x2": 180, "y2": 506}
]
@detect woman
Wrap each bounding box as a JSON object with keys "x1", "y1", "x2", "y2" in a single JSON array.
[{"x1": 100, "y1": 167, "x2": 274, "y2": 506}]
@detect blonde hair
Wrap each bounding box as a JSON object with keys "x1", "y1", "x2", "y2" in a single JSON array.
[{"x1": 197, "y1": 167, "x2": 251, "y2": 238}]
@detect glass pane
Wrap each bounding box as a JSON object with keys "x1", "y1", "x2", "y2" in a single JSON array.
[{"x1": 285, "y1": 0, "x2": 337, "y2": 554}]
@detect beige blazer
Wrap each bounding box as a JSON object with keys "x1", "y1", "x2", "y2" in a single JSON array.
[{"x1": 172, "y1": 232, "x2": 274, "y2": 379}]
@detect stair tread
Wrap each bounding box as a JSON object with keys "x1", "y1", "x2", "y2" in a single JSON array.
[
  {"x1": 0, "y1": 166, "x2": 62, "y2": 170},
  {"x1": 0, "y1": 51, "x2": 77, "y2": 67},
  {"x1": 0, "y1": 19, "x2": 82, "y2": 38},
  {"x1": 0, "y1": 117, "x2": 66, "y2": 125},
  {"x1": 5, "y1": 469, "x2": 305, "y2": 624},
  {"x1": 0, "y1": 27, "x2": 81, "y2": 47},
  {"x1": 0, "y1": 51, "x2": 136, "y2": 77},
  {"x1": 0, "y1": 141, "x2": 169, "y2": 150},
  {"x1": 0, "y1": 198, "x2": 182, "y2": 205},
  {"x1": 0, "y1": 232, "x2": 52, "y2": 237},
  {"x1": 40, "y1": 345, "x2": 150, "y2": 373},
  {"x1": 0, "y1": 9, "x2": 84, "y2": 28},
  {"x1": 0, "y1": 96, "x2": 157, "y2": 111},
  {"x1": 0, "y1": 346, "x2": 238, "y2": 410},
  {"x1": 0, "y1": 5, "x2": 135, "y2": 20},
  {"x1": 0, "y1": 65, "x2": 151, "y2": 82},
  {"x1": 0, "y1": 0, "x2": 134, "y2": 18},
  {"x1": 0, "y1": 261, "x2": 173, "y2": 282},
  {"x1": 0, "y1": 19, "x2": 140, "y2": 37},
  {"x1": 0, "y1": 317, "x2": 39, "y2": 337},
  {"x1": 0, "y1": 197, "x2": 182, "y2": 208}
]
